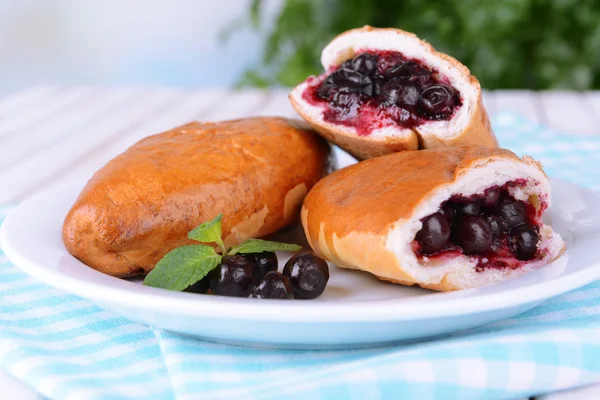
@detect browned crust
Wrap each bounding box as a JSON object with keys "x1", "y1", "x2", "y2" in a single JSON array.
[
  {"x1": 63, "y1": 117, "x2": 331, "y2": 277},
  {"x1": 418, "y1": 93, "x2": 497, "y2": 149},
  {"x1": 301, "y1": 146, "x2": 540, "y2": 292},
  {"x1": 290, "y1": 26, "x2": 497, "y2": 160},
  {"x1": 303, "y1": 146, "x2": 520, "y2": 238}
]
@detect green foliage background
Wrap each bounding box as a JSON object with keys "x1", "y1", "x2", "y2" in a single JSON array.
[{"x1": 235, "y1": 0, "x2": 600, "y2": 90}]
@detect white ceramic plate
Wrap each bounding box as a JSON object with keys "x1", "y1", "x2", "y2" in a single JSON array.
[{"x1": 1, "y1": 175, "x2": 599, "y2": 349}]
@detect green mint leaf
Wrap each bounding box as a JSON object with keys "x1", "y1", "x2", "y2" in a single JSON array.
[
  {"x1": 187, "y1": 214, "x2": 227, "y2": 254},
  {"x1": 188, "y1": 214, "x2": 222, "y2": 243},
  {"x1": 229, "y1": 238, "x2": 302, "y2": 255},
  {"x1": 143, "y1": 245, "x2": 222, "y2": 291}
]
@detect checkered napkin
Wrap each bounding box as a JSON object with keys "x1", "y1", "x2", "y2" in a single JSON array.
[{"x1": 1, "y1": 112, "x2": 600, "y2": 400}]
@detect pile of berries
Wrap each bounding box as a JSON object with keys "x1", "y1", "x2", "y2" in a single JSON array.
[{"x1": 185, "y1": 252, "x2": 330, "y2": 300}]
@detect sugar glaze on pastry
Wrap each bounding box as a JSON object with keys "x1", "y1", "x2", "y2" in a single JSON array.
[
  {"x1": 301, "y1": 146, "x2": 565, "y2": 291},
  {"x1": 290, "y1": 26, "x2": 497, "y2": 160}
]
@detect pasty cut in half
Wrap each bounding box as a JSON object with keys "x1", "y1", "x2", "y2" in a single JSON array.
[
  {"x1": 63, "y1": 117, "x2": 331, "y2": 278},
  {"x1": 301, "y1": 146, "x2": 565, "y2": 291},
  {"x1": 290, "y1": 26, "x2": 498, "y2": 160}
]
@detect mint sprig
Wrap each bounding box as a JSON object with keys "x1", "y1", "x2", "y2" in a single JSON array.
[
  {"x1": 143, "y1": 245, "x2": 222, "y2": 291},
  {"x1": 188, "y1": 214, "x2": 226, "y2": 254},
  {"x1": 143, "y1": 214, "x2": 301, "y2": 291},
  {"x1": 229, "y1": 238, "x2": 301, "y2": 255}
]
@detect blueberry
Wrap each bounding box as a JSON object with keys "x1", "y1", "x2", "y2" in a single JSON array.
[
  {"x1": 509, "y1": 224, "x2": 540, "y2": 260},
  {"x1": 209, "y1": 255, "x2": 255, "y2": 297},
  {"x1": 316, "y1": 72, "x2": 342, "y2": 99},
  {"x1": 484, "y1": 214, "x2": 505, "y2": 236},
  {"x1": 452, "y1": 215, "x2": 493, "y2": 254},
  {"x1": 378, "y1": 81, "x2": 399, "y2": 106},
  {"x1": 282, "y1": 252, "x2": 329, "y2": 300},
  {"x1": 393, "y1": 106, "x2": 420, "y2": 126},
  {"x1": 456, "y1": 200, "x2": 481, "y2": 216},
  {"x1": 439, "y1": 203, "x2": 456, "y2": 224},
  {"x1": 415, "y1": 212, "x2": 451, "y2": 255},
  {"x1": 316, "y1": 84, "x2": 333, "y2": 100},
  {"x1": 396, "y1": 82, "x2": 420, "y2": 107},
  {"x1": 251, "y1": 272, "x2": 294, "y2": 299},
  {"x1": 482, "y1": 188, "x2": 501, "y2": 207},
  {"x1": 386, "y1": 61, "x2": 430, "y2": 79},
  {"x1": 338, "y1": 68, "x2": 365, "y2": 85},
  {"x1": 184, "y1": 275, "x2": 210, "y2": 294},
  {"x1": 379, "y1": 80, "x2": 419, "y2": 108},
  {"x1": 418, "y1": 84, "x2": 457, "y2": 119},
  {"x1": 492, "y1": 198, "x2": 527, "y2": 228},
  {"x1": 329, "y1": 91, "x2": 362, "y2": 119},
  {"x1": 243, "y1": 251, "x2": 278, "y2": 285},
  {"x1": 350, "y1": 53, "x2": 378, "y2": 76},
  {"x1": 371, "y1": 76, "x2": 385, "y2": 97},
  {"x1": 376, "y1": 54, "x2": 406, "y2": 75},
  {"x1": 360, "y1": 80, "x2": 377, "y2": 97},
  {"x1": 338, "y1": 68, "x2": 373, "y2": 95}
]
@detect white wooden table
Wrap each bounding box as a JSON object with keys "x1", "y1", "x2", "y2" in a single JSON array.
[{"x1": 1, "y1": 86, "x2": 599, "y2": 399}]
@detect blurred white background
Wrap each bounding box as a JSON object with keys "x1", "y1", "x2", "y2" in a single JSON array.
[{"x1": 0, "y1": 0, "x2": 279, "y2": 95}]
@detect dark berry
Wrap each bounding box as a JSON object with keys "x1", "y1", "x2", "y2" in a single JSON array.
[
  {"x1": 452, "y1": 215, "x2": 493, "y2": 254},
  {"x1": 492, "y1": 198, "x2": 527, "y2": 228},
  {"x1": 484, "y1": 214, "x2": 505, "y2": 236},
  {"x1": 379, "y1": 80, "x2": 420, "y2": 108},
  {"x1": 316, "y1": 81, "x2": 332, "y2": 99},
  {"x1": 360, "y1": 81, "x2": 377, "y2": 97},
  {"x1": 338, "y1": 68, "x2": 373, "y2": 95},
  {"x1": 244, "y1": 251, "x2": 278, "y2": 286},
  {"x1": 350, "y1": 53, "x2": 378, "y2": 76},
  {"x1": 482, "y1": 188, "x2": 501, "y2": 207},
  {"x1": 376, "y1": 53, "x2": 406, "y2": 75},
  {"x1": 415, "y1": 212, "x2": 451, "y2": 255},
  {"x1": 184, "y1": 275, "x2": 210, "y2": 294},
  {"x1": 386, "y1": 61, "x2": 430, "y2": 79},
  {"x1": 379, "y1": 80, "x2": 401, "y2": 107},
  {"x1": 329, "y1": 91, "x2": 362, "y2": 119},
  {"x1": 418, "y1": 84, "x2": 457, "y2": 119},
  {"x1": 283, "y1": 252, "x2": 329, "y2": 300},
  {"x1": 393, "y1": 106, "x2": 419, "y2": 126},
  {"x1": 209, "y1": 255, "x2": 255, "y2": 297},
  {"x1": 316, "y1": 72, "x2": 343, "y2": 99},
  {"x1": 396, "y1": 82, "x2": 420, "y2": 107},
  {"x1": 251, "y1": 272, "x2": 294, "y2": 299},
  {"x1": 440, "y1": 203, "x2": 456, "y2": 224},
  {"x1": 372, "y1": 76, "x2": 384, "y2": 97},
  {"x1": 456, "y1": 200, "x2": 481, "y2": 216},
  {"x1": 509, "y1": 225, "x2": 540, "y2": 260}
]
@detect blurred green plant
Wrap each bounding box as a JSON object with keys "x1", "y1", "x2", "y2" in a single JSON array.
[{"x1": 233, "y1": 0, "x2": 600, "y2": 89}]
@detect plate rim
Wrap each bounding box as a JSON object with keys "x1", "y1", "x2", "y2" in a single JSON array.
[{"x1": 1, "y1": 179, "x2": 599, "y2": 323}]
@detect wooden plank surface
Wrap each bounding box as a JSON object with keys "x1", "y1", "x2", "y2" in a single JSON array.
[{"x1": 0, "y1": 87, "x2": 599, "y2": 400}]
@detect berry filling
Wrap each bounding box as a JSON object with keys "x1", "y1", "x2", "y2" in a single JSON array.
[
  {"x1": 413, "y1": 182, "x2": 544, "y2": 271},
  {"x1": 302, "y1": 50, "x2": 462, "y2": 136}
]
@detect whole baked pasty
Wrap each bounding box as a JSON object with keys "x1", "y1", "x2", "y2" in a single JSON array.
[
  {"x1": 63, "y1": 117, "x2": 331, "y2": 277},
  {"x1": 290, "y1": 26, "x2": 497, "y2": 160},
  {"x1": 301, "y1": 146, "x2": 565, "y2": 291}
]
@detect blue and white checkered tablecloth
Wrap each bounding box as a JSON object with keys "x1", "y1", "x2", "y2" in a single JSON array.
[{"x1": 1, "y1": 112, "x2": 600, "y2": 400}]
